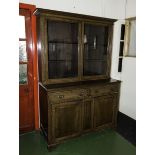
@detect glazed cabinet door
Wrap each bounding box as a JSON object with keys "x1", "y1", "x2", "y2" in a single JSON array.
[
  {"x1": 47, "y1": 20, "x2": 79, "y2": 79},
  {"x1": 93, "y1": 94, "x2": 117, "y2": 129},
  {"x1": 83, "y1": 23, "x2": 111, "y2": 79},
  {"x1": 51, "y1": 100, "x2": 82, "y2": 142}
]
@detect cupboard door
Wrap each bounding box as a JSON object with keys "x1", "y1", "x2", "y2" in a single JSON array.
[
  {"x1": 83, "y1": 23, "x2": 109, "y2": 76},
  {"x1": 47, "y1": 20, "x2": 79, "y2": 79},
  {"x1": 94, "y1": 94, "x2": 115, "y2": 128},
  {"x1": 83, "y1": 100, "x2": 93, "y2": 131},
  {"x1": 53, "y1": 100, "x2": 82, "y2": 140}
]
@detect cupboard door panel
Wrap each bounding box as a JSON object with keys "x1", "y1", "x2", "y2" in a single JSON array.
[
  {"x1": 53, "y1": 100, "x2": 82, "y2": 139},
  {"x1": 94, "y1": 95, "x2": 114, "y2": 128},
  {"x1": 83, "y1": 100, "x2": 93, "y2": 131}
]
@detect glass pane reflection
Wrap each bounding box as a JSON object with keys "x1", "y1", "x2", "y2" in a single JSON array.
[
  {"x1": 19, "y1": 64, "x2": 28, "y2": 84},
  {"x1": 19, "y1": 41, "x2": 27, "y2": 62}
]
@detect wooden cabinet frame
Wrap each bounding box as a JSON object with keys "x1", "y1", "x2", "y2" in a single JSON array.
[
  {"x1": 35, "y1": 9, "x2": 116, "y2": 84},
  {"x1": 93, "y1": 93, "x2": 118, "y2": 130},
  {"x1": 48, "y1": 100, "x2": 83, "y2": 145},
  {"x1": 81, "y1": 21, "x2": 113, "y2": 81},
  {"x1": 36, "y1": 9, "x2": 120, "y2": 149},
  {"x1": 82, "y1": 99, "x2": 94, "y2": 132}
]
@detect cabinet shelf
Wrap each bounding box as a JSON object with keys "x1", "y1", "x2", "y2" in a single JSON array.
[
  {"x1": 84, "y1": 59, "x2": 106, "y2": 62},
  {"x1": 48, "y1": 60, "x2": 73, "y2": 62},
  {"x1": 48, "y1": 41, "x2": 78, "y2": 44},
  {"x1": 84, "y1": 43, "x2": 108, "y2": 47}
]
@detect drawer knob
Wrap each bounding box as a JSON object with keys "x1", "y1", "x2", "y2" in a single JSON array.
[{"x1": 58, "y1": 95, "x2": 64, "y2": 99}]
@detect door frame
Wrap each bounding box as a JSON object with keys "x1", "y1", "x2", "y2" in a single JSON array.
[{"x1": 19, "y1": 3, "x2": 39, "y2": 130}]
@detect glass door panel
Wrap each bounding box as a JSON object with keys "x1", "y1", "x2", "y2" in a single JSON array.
[
  {"x1": 19, "y1": 14, "x2": 28, "y2": 85},
  {"x1": 47, "y1": 20, "x2": 78, "y2": 79},
  {"x1": 83, "y1": 24, "x2": 109, "y2": 76},
  {"x1": 19, "y1": 64, "x2": 28, "y2": 84},
  {"x1": 19, "y1": 41, "x2": 27, "y2": 62},
  {"x1": 84, "y1": 61, "x2": 107, "y2": 76}
]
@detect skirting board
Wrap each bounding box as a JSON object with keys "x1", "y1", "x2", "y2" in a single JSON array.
[{"x1": 116, "y1": 111, "x2": 136, "y2": 146}]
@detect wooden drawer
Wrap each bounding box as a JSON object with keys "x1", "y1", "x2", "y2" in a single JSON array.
[
  {"x1": 90, "y1": 84, "x2": 119, "y2": 96},
  {"x1": 48, "y1": 88, "x2": 89, "y2": 103}
]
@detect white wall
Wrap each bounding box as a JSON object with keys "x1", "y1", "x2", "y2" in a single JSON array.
[
  {"x1": 118, "y1": 0, "x2": 136, "y2": 119},
  {"x1": 19, "y1": 0, "x2": 102, "y2": 17},
  {"x1": 104, "y1": 0, "x2": 126, "y2": 19},
  {"x1": 19, "y1": 0, "x2": 126, "y2": 19},
  {"x1": 111, "y1": 18, "x2": 136, "y2": 120},
  {"x1": 119, "y1": 57, "x2": 136, "y2": 119},
  {"x1": 126, "y1": 0, "x2": 136, "y2": 18},
  {"x1": 111, "y1": 21, "x2": 136, "y2": 120},
  {"x1": 106, "y1": 0, "x2": 136, "y2": 119}
]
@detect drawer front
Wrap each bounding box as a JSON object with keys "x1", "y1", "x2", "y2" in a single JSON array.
[
  {"x1": 48, "y1": 89, "x2": 89, "y2": 103},
  {"x1": 90, "y1": 84, "x2": 119, "y2": 96}
]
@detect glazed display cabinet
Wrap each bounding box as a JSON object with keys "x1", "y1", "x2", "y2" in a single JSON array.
[{"x1": 35, "y1": 8, "x2": 120, "y2": 149}]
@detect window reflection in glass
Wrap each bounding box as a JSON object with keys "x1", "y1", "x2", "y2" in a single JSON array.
[
  {"x1": 19, "y1": 64, "x2": 28, "y2": 84},
  {"x1": 83, "y1": 24, "x2": 109, "y2": 76},
  {"x1": 19, "y1": 41, "x2": 27, "y2": 62},
  {"x1": 47, "y1": 20, "x2": 78, "y2": 79}
]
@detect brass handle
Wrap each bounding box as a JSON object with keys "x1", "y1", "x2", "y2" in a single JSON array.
[
  {"x1": 81, "y1": 90, "x2": 85, "y2": 93},
  {"x1": 79, "y1": 93, "x2": 84, "y2": 96},
  {"x1": 58, "y1": 95, "x2": 64, "y2": 99}
]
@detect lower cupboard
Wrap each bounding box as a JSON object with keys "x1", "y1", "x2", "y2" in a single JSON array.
[{"x1": 39, "y1": 80, "x2": 120, "y2": 148}]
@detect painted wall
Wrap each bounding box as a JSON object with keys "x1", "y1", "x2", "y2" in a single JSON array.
[
  {"x1": 19, "y1": 0, "x2": 126, "y2": 19},
  {"x1": 111, "y1": 19, "x2": 136, "y2": 120},
  {"x1": 126, "y1": 0, "x2": 136, "y2": 18},
  {"x1": 19, "y1": 0, "x2": 136, "y2": 119},
  {"x1": 120, "y1": 0, "x2": 136, "y2": 119},
  {"x1": 119, "y1": 57, "x2": 136, "y2": 119}
]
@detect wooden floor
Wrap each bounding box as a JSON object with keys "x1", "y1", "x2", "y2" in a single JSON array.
[{"x1": 19, "y1": 129, "x2": 136, "y2": 155}]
